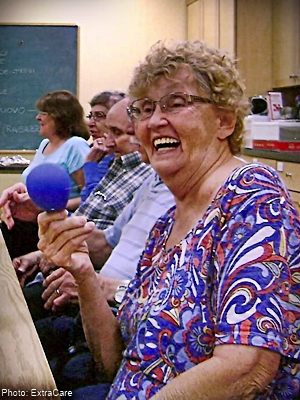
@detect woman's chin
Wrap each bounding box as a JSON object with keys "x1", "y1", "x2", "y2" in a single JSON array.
[
  {"x1": 151, "y1": 149, "x2": 182, "y2": 171},
  {"x1": 151, "y1": 161, "x2": 180, "y2": 180}
]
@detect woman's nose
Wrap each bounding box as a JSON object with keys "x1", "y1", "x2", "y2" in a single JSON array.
[{"x1": 147, "y1": 104, "x2": 168, "y2": 129}]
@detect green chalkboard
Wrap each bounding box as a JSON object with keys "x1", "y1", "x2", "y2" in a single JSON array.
[{"x1": 0, "y1": 24, "x2": 78, "y2": 150}]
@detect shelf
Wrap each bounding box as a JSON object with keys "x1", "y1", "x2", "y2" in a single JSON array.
[
  {"x1": 242, "y1": 148, "x2": 300, "y2": 163},
  {"x1": 0, "y1": 165, "x2": 27, "y2": 174}
]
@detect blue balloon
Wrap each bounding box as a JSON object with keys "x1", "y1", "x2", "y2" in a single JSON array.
[{"x1": 27, "y1": 163, "x2": 71, "y2": 211}]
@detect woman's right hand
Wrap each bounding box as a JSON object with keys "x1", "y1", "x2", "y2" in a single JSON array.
[
  {"x1": 37, "y1": 211, "x2": 95, "y2": 280},
  {"x1": 0, "y1": 182, "x2": 41, "y2": 229},
  {"x1": 85, "y1": 138, "x2": 108, "y2": 163}
]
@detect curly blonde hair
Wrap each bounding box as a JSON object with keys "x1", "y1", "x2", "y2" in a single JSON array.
[{"x1": 128, "y1": 40, "x2": 250, "y2": 154}]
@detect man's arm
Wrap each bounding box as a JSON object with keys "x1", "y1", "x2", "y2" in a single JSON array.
[
  {"x1": 97, "y1": 274, "x2": 126, "y2": 304},
  {"x1": 42, "y1": 267, "x2": 124, "y2": 311},
  {"x1": 86, "y1": 227, "x2": 113, "y2": 268}
]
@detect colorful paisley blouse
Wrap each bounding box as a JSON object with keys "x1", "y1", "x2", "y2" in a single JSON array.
[{"x1": 108, "y1": 164, "x2": 300, "y2": 400}]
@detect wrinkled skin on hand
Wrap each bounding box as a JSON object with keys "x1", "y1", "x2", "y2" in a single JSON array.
[
  {"x1": 42, "y1": 267, "x2": 79, "y2": 312},
  {"x1": 12, "y1": 251, "x2": 55, "y2": 288},
  {"x1": 37, "y1": 210, "x2": 95, "y2": 280},
  {"x1": 0, "y1": 182, "x2": 41, "y2": 229},
  {"x1": 38, "y1": 256, "x2": 56, "y2": 277},
  {"x1": 85, "y1": 139, "x2": 108, "y2": 163},
  {"x1": 12, "y1": 252, "x2": 40, "y2": 287}
]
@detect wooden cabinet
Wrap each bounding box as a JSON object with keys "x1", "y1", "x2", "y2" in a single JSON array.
[
  {"x1": 291, "y1": 191, "x2": 300, "y2": 212},
  {"x1": 187, "y1": 1, "x2": 300, "y2": 95},
  {"x1": 236, "y1": 0, "x2": 273, "y2": 98},
  {"x1": 241, "y1": 154, "x2": 300, "y2": 211},
  {"x1": 236, "y1": 0, "x2": 300, "y2": 96},
  {"x1": 272, "y1": 0, "x2": 300, "y2": 88},
  {"x1": 241, "y1": 155, "x2": 276, "y2": 169},
  {"x1": 277, "y1": 160, "x2": 300, "y2": 193},
  {"x1": 187, "y1": 0, "x2": 235, "y2": 54}
]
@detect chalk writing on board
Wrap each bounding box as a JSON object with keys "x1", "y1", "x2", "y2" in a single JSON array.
[
  {"x1": 0, "y1": 51, "x2": 7, "y2": 66},
  {"x1": 0, "y1": 69, "x2": 36, "y2": 75},
  {"x1": 0, "y1": 24, "x2": 78, "y2": 150},
  {"x1": 3, "y1": 125, "x2": 40, "y2": 134},
  {"x1": 0, "y1": 107, "x2": 30, "y2": 114}
]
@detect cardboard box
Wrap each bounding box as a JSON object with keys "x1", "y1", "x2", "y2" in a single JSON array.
[
  {"x1": 267, "y1": 92, "x2": 283, "y2": 120},
  {"x1": 251, "y1": 120, "x2": 300, "y2": 141}
]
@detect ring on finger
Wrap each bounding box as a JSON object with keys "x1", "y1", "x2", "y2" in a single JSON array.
[{"x1": 55, "y1": 288, "x2": 60, "y2": 295}]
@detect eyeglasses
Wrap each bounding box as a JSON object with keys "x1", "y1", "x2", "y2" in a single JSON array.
[
  {"x1": 127, "y1": 92, "x2": 213, "y2": 121},
  {"x1": 86, "y1": 111, "x2": 107, "y2": 122}
]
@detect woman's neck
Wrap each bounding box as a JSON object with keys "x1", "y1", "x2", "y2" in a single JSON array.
[
  {"x1": 165, "y1": 155, "x2": 244, "y2": 250},
  {"x1": 43, "y1": 135, "x2": 67, "y2": 154}
]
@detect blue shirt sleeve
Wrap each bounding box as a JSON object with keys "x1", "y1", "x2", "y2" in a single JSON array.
[
  {"x1": 65, "y1": 137, "x2": 90, "y2": 175},
  {"x1": 81, "y1": 161, "x2": 101, "y2": 202},
  {"x1": 81, "y1": 154, "x2": 114, "y2": 202}
]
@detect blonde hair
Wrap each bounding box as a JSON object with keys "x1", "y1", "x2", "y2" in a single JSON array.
[{"x1": 128, "y1": 40, "x2": 250, "y2": 154}]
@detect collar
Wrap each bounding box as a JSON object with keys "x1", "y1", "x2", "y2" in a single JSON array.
[{"x1": 115, "y1": 151, "x2": 143, "y2": 169}]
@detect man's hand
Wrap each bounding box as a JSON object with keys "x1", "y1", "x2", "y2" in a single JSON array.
[
  {"x1": 42, "y1": 268, "x2": 79, "y2": 312},
  {"x1": 38, "y1": 256, "x2": 56, "y2": 277},
  {"x1": 12, "y1": 250, "x2": 42, "y2": 287},
  {"x1": 0, "y1": 182, "x2": 41, "y2": 229}
]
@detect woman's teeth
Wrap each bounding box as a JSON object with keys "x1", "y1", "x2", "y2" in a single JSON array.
[{"x1": 154, "y1": 137, "x2": 180, "y2": 151}]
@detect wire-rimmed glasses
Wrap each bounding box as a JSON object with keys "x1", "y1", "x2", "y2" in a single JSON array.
[
  {"x1": 86, "y1": 111, "x2": 107, "y2": 122},
  {"x1": 127, "y1": 92, "x2": 213, "y2": 121}
]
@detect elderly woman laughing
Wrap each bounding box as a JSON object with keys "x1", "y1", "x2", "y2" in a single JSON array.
[{"x1": 38, "y1": 40, "x2": 300, "y2": 400}]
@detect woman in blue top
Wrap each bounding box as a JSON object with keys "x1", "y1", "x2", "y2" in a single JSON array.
[
  {"x1": 23, "y1": 90, "x2": 90, "y2": 210},
  {"x1": 1, "y1": 90, "x2": 90, "y2": 259}
]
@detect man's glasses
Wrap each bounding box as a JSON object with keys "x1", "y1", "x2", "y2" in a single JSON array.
[
  {"x1": 86, "y1": 111, "x2": 107, "y2": 122},
  {"x1": 127, "y1": 92, "x2": 213, "y2": 121}
]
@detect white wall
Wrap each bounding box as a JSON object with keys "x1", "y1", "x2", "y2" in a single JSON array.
[{"x1": 0, "y1": 0, "x2": 186, "y2": 113}]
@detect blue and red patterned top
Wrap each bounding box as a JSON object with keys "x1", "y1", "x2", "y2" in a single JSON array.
[{"x1": 108, "y1": 163, "x2": 300, "y2": 400}]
